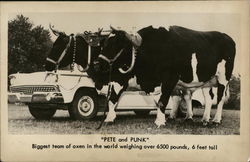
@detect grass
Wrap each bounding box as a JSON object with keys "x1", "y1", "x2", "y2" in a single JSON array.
[{"x1": 8, "y1": 104, "x2": 240, "y2": 135}]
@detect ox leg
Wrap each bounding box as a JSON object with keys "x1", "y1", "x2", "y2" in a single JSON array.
[
  {"x1": 169, "y1": 95, "x2": 182, "y2": 119},
  {"x1": 155, "y1": 75, "x2": 179, "y2": 127},
  {"x1": 201, "y1": 87, "x2": 213, "y2": 125},
  {"x1": 155, "y1": 106, "x2": 166, "y2": 128},
  {"x1": 213, "y1": 82, "x2": 228, "y2": 124},
  {"x1": 104, "y1": 101, "x2": 118, "y2": 123},
  {"x1": 104, "y1": 82, "x2": 124, "y2": 123},
  {"x1": 183, "y1": 90, "x2": 193, "y2": 120},
  {"x1": 213, "y1": 59, "x2": 229, "y2": 124}
]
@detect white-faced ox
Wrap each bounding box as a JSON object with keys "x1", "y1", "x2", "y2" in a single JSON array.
[
  {"x1": 91, "y1": 25, "x2": 236, "y2": 127},
  {"x1": 45, "y1": 24, "x2": 108, "y2": 73}
]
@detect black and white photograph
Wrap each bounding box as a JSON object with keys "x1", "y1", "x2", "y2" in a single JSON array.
[
  {"x1": 1, "y1": 1, "x2": 249, "y2": 162},
  {"x1": 7, "y1": 10, "x2": 241, "y2": 135}
]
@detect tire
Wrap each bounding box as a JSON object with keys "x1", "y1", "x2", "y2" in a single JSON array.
[
  {"x1": 134, "y1": 110, "x2": 151, "y2": 116},
  {"x1": 69, "y1": 89, "x2": 98, "y2": 120},
  {"x1": 28, "y1": 105, "x2": 56, "y2": 120}
]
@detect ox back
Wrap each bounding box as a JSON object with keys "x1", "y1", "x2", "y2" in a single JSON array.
[{"x1": 135, "y1": 26, "x2": 235, "y2": 94}]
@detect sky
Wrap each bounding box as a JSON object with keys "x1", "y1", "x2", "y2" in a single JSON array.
[{"x1": 9, "y1": 12, "x2": 241, "y2": 75}]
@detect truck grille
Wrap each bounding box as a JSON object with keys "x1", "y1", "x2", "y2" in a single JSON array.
[{"x1": 10, "y1": 85, "x2": 58, "y2": 95}]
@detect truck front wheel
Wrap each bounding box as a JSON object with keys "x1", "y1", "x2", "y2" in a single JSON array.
[
  {"x1": 69, "y1": 90, "x2": 98, "y2": 120},
  {"x1": 28, "y1": 105, "x2": 56, "y2": 120}
]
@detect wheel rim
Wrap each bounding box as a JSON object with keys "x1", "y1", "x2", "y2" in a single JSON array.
[{"x1": 77, "y1": 96, "x2": 94, "y2": 116}]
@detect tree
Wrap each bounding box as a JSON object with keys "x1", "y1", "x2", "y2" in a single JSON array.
[
  {"x1": 224, "y1": 74, "x2": 240, "y2": 110},
  {"x1": 8, "y1": 15, "x2": 53, "y2": 75}
]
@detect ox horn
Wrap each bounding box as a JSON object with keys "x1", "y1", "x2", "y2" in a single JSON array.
[
  {"x1": 119, "y1": 47, "x2": 136, "y2": 74},
  {"x1": 110, "y1": 25, "x2": 142, "y2": 47},
  {"x1": 49, "y1": 23, "x2": 63, "y2": 36},
  {"x1": 100, "y1": 29, "x2": 112, "y2": 37},
  {"x1": 97, "y1": 28, "x2": 103, "y2": 34},
  {"x1": 110, "y1": 25, "x2": 118, "y2": 33},
  {"x1": 97, "y1": 28, "x2": 111, "y2": 37}
]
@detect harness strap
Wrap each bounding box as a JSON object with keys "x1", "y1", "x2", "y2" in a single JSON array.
[
  {"x1": 87, "y1": 45, "x2": 91, "y2": 65},
  {"x1": 98, "y1": 49, "x2": 124, "y2": 64},
  {"x1": 57, "y1": 36, "x2": 73, "y2": 64},
  {"x1": 46, "y1": 35, "x2": 74, "y2": 67},
  {"x1": 98, "y1": 54, "x2": 111, "y2": 63},
  {"x1": 118, "y1": 47, "x2": 136, "y2": 73},
  {"x1": 46, "y1": 58, "x2": 57, "y2": 64}
]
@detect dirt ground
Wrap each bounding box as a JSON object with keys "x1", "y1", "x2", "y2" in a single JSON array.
[{"x1": 8, "y1": 104, "x2": 240, "y2": 135}]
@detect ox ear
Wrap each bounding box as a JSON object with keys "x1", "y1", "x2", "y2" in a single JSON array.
[
  {"x1": 125, "y1": 32, "x2": 142, "y2": 47},
  {"x1": 110, "y1": 25, "x2": 141, "y2": 47}
]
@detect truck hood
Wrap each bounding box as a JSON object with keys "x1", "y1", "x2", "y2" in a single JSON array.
[
  {"x1": 9, "y1": 71, "x2": 52, "y2": 85},
  {"x1": 9, "y1": 70, "x2": 88, "y2": 86}
]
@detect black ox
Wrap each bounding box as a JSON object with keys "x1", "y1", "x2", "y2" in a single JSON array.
[
  {"x1": 45, "y1": 24, "x2": 108, "y2": 73},
  {"x1": 92, "y1": 25, "x2": 236, "y2": 127}
]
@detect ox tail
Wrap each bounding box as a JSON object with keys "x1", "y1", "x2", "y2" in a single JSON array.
[
  {"x1": 223, "y1": 34, "x2": 236, "y2": 81},
  {"x1": 225, "y1": 84, "x2": 230, "y2": 103},
  {"x1": 216, "y1": 34, "x2": 235, "y2": 104}
]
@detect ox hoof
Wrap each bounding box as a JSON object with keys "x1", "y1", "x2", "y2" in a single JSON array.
[
  {"x1": 201, "y1": 118, "x2": 210, "y2": 126},
  {"x1": 103, "y1": 121, "x2": 115, "y2": 126},
  {"x1": 168, "y1": 117, "x2": 176, "y2": 123},
  {"x1": 104, "y1": 117, "x2": 116, "y2": 124},
  {"x1": 212, "y1": 121, "x2": 221, "y2": 127},
  {"x1": 104, "y1": 116, "x2": 116, "y2": 123},
  {"x1": 156, "y1": 124, "x2": 165, "y2": 129},
  {"x1": 155, "y1": 121, "x2": 166, "y2": 128},
  {"x1": 202, "y1": 121, "x2": 209, "y2": 126},
  {"x1": 184, "y1": 118, "x2": 194, "y2": 124}
]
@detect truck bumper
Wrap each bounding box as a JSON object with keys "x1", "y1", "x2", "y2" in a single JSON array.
[{"x1": 8, "y1": 92, "x2": 64, "y2": 104}]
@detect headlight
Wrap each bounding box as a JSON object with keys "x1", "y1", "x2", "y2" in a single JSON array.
[
  {"x1": 9, "y1": 76, "x2": 16, "y2": 85},
  {"x1": 46, "y1": 93, "x2": 56, "y2": 101},
  {"x1": 46, "y1": 93, "x2": 52, "y2": 101}
]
